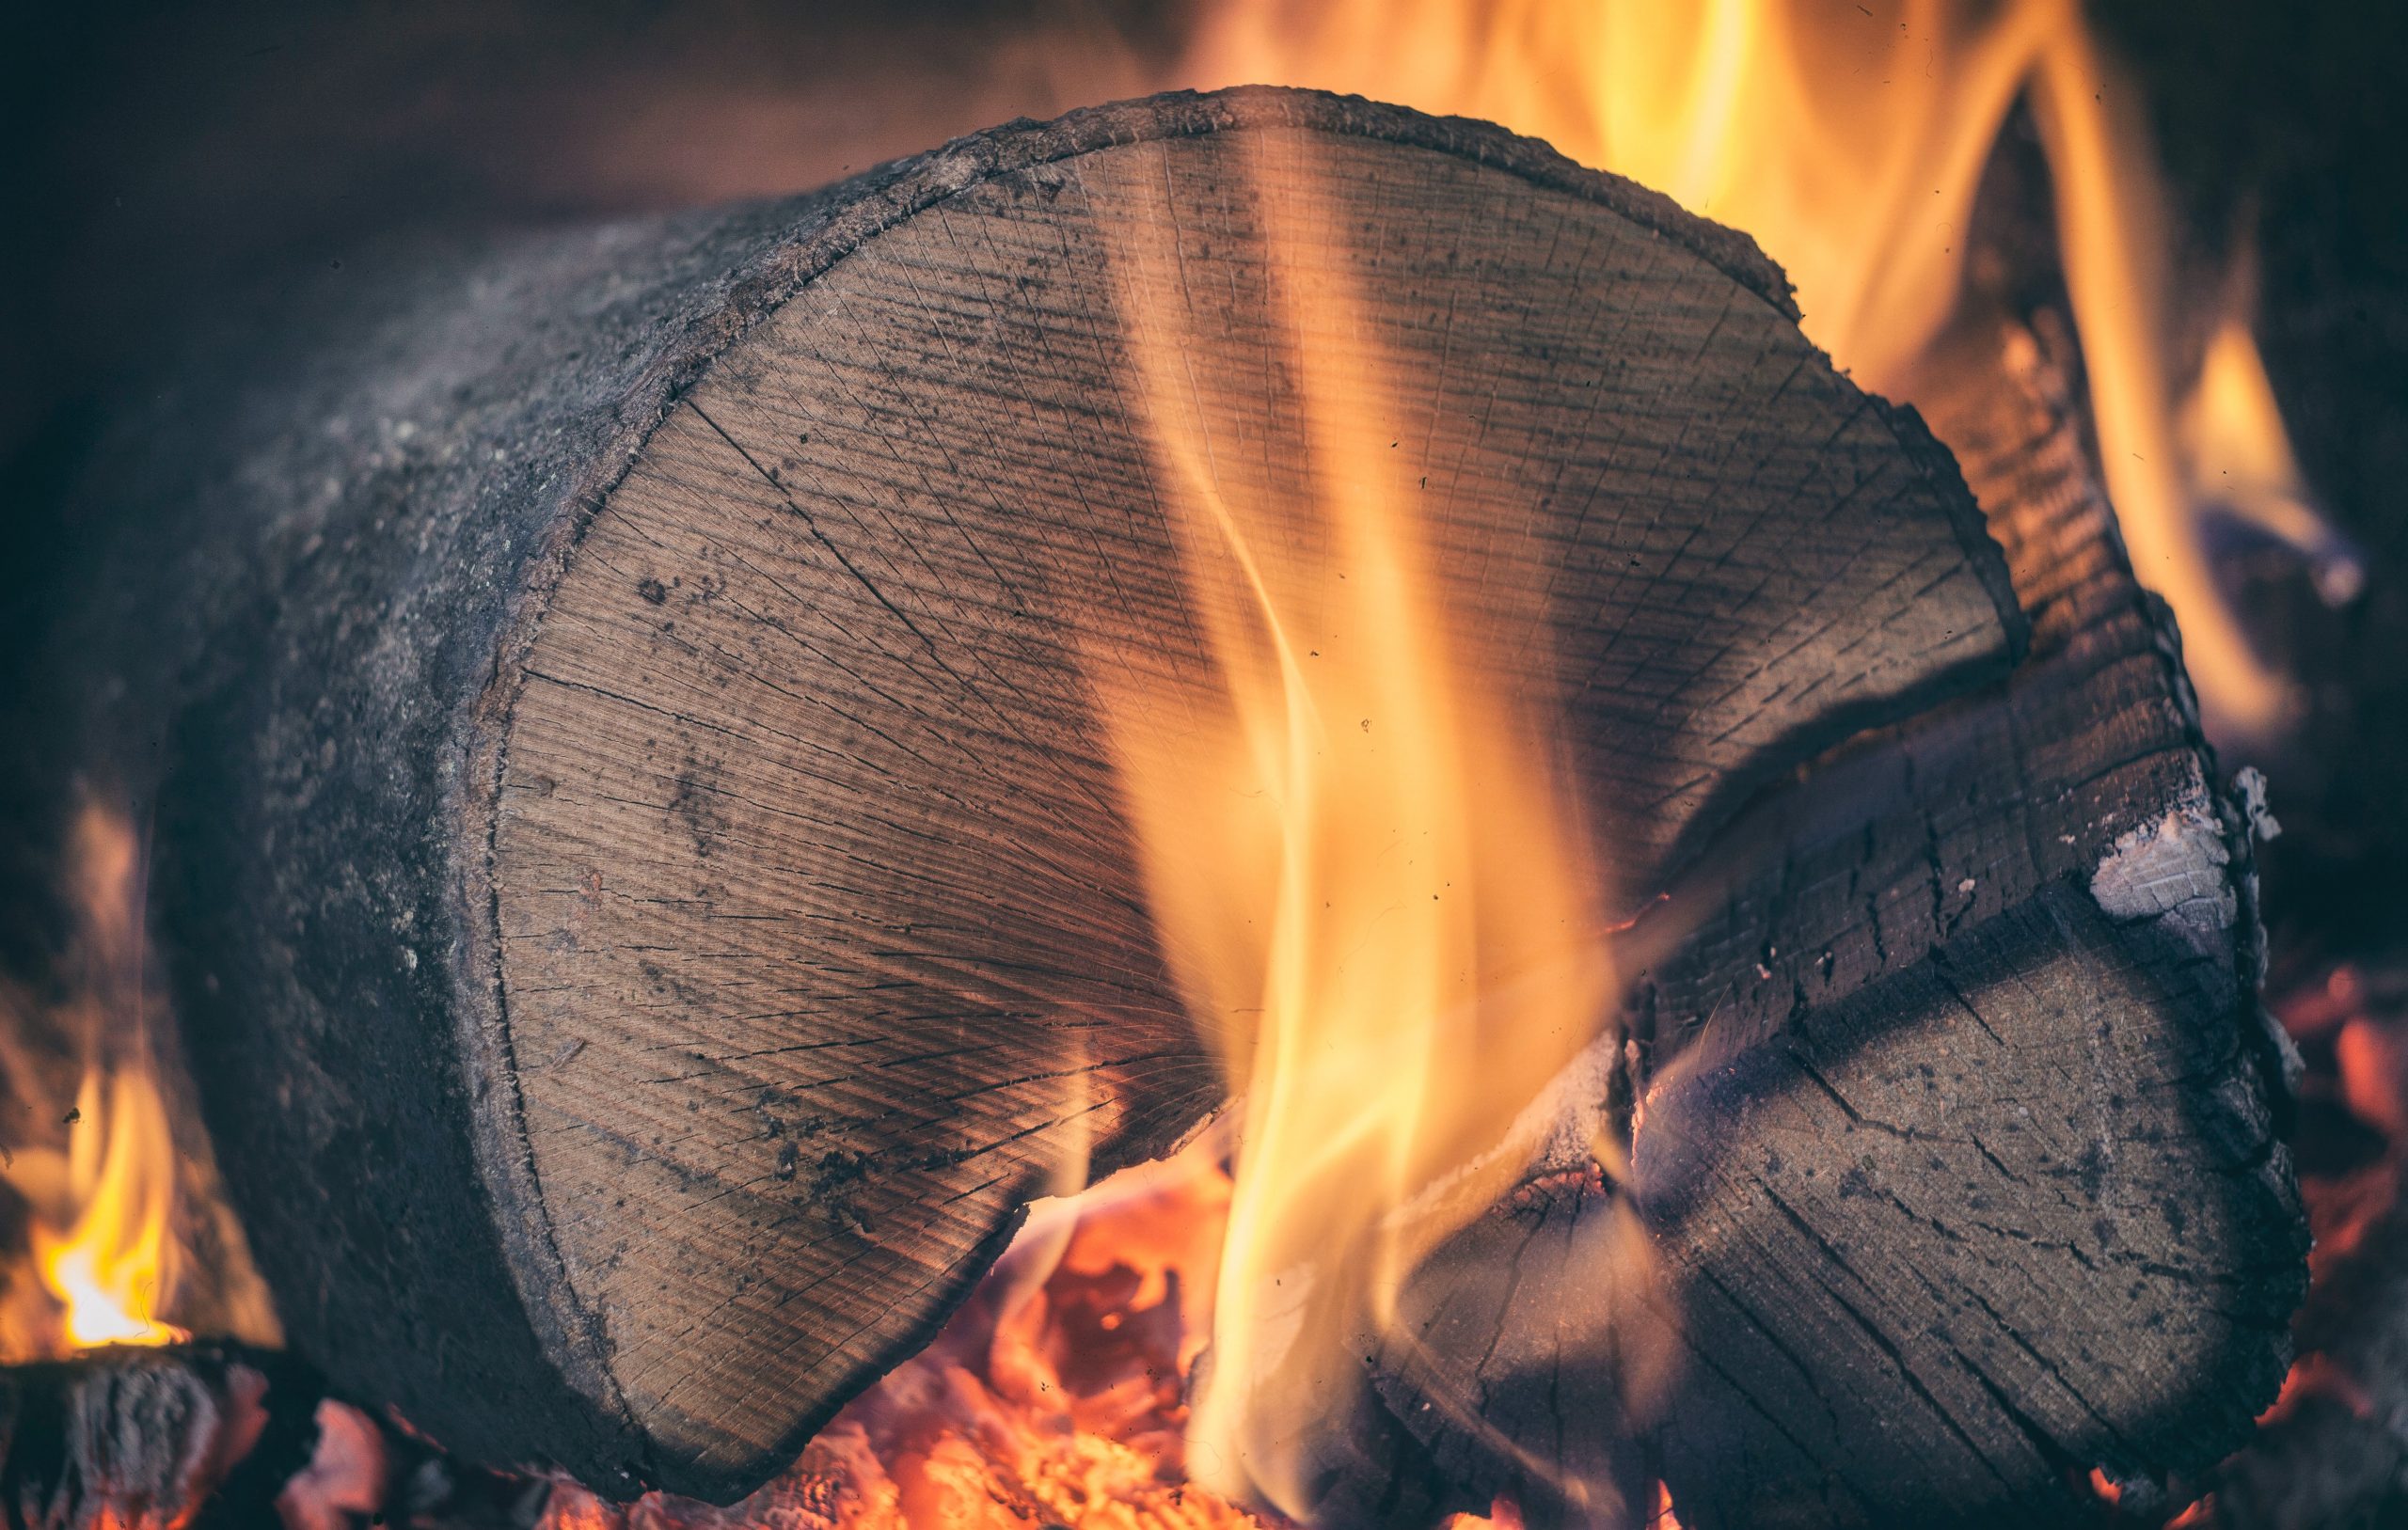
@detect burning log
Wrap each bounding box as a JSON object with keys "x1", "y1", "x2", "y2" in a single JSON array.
[
  {"x1": 1370, "y1": 324, "x2": 2311, "y2": 1529},
  {"x1": 1623, "y1": 322, "x2": 2307, "y2": 1529},
  {"x1": 0, "y1": 1342, "x2": 314, "y2": 1529},
  {"x1": 22, "y1": 84, "x2": 2304, "y2": 1522}
]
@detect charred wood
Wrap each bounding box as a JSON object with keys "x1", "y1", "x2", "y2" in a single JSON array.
[
  {"x1": 0, "y1": 1343, "x2": 310, "y2": 1530},
  {"x1": 1365, "y1": 319, "x2": 2307, "y2": 1529}
]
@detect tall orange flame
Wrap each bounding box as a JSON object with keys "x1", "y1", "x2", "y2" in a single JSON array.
[
  {"x1": 1088, "y1": 135, "x2": 1615, "y2": 1519},
  {"x1": 1179, "y1": 0, "x2": 2350, "y2": 743}
]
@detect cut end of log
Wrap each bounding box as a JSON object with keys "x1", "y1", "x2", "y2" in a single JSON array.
[{"x1": 464, "y1": 87, "x2": 2019, "y2": 1495}]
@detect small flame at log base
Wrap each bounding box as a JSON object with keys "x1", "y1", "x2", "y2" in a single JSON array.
[{"x1": 0, "y1": 799, "x2": 277, "y2": 1364}]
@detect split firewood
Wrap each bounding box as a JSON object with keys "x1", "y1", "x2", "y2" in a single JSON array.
[
  {"x1": 1629, "y1": 316, "x2": 2305, "y2": 1529},
  {"x1": 17, "y1": 86, "x2": 2303, "y2": 1521}
]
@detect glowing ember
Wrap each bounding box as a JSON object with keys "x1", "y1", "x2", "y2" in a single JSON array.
[
  {"x1": 541, "y1": 1143, "x2": 1272, "y2": 1528},
  {"x1": 534, "y1": 1140, "x2": 1586, "y2": 1528},
  {"x1": 1177, "y1": 0, "x2": 2353, "y2": 742}
]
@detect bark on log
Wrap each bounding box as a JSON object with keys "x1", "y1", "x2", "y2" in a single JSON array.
[{"x1": 16, "y1": 84, "x2": 2297, "y2": 1514}]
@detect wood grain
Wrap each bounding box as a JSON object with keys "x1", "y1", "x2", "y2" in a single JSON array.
[{"x1": 489, "y1": 113, "x2": 2015, "y2": 1491}]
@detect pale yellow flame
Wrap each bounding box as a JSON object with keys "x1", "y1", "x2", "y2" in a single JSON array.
[
  {"x1": 1180, "y1": 0, "x2": 2344, "y2": 742},
  {"x1": 31, "y1": 1069, "x2": 187, "y2": 1349},
  {"x1": 2020, "y1": 17, "x2": 2295, "y2": 737},
  {"x1": 1090, "y1": 138, "x2": 1613, "y2": 1518},
  {"x1": 0, "y1": 803, "x2": 199, "y2": 1355}
]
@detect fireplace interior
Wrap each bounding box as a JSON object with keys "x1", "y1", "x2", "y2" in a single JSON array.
[{"x1": 0, "y1": 5, "x2": 2403, "y2": 1529}]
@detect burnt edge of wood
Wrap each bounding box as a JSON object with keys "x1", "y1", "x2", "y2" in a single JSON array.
[{"x1": 449, "y1": 87, "x2": 2026, "y2": 1500}]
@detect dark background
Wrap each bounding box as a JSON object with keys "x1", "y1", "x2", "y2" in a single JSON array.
[{"x1": 1, "y1": 0, "x2": 2401, "y2": 953}]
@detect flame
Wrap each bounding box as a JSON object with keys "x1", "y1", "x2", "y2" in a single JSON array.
[
  {"x1": 2020, "y1": 17, "x2": 2305, "y2": 738},
  {"x1": 2181, "y1": 299, "x2": 2363, "y2": 606},
  {"x1": 0, "y1": 798, "x2": 278, "y2": 1360},
  {"x1": 1179, "y1": 0, "x2": 2351, "y2": 743},
  {"x1": 726, "y1": 6, "x2": 2338, "y2": 1519},
  {"x1": 0, "y1": 804, "x2": 188, "y2": 1353},
  {"x1": 1194, "y1": 0, "x2": 2031, "y2": 391},
  {"x1": 1, "y1": 8, "x2": 2354, "y2": 1522},
  {"x1": 541, "y1": 1142, "x2": 1273, "y2": 1529},
  {"x1": 27, "y1": 1068, "x2": 187, "y2": 1349},
  {"x1": 1085, "y1": 135, "x2": 1615, "y2": 1520}
]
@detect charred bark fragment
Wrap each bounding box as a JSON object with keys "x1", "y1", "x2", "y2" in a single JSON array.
[{"x1": 20, "y1": 83, "x2": 2298, "y2": 1517}]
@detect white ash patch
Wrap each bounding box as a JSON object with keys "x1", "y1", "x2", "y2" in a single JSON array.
[
  {"x1": 2233, "y1": 765, "x2": 2283, "y2": 843},
  {"x1": 2089, "y1": 792, "x2": 2236, "y2": 960}
]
